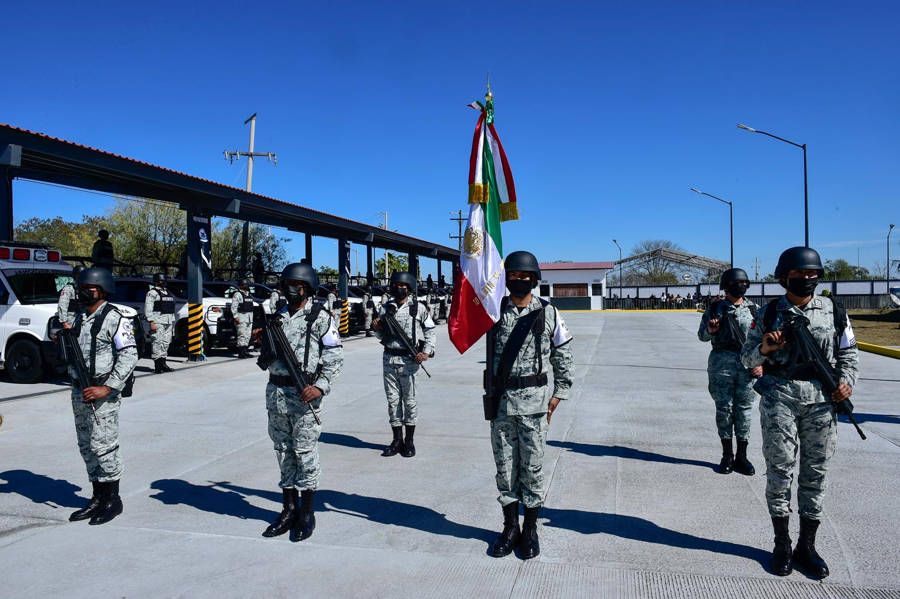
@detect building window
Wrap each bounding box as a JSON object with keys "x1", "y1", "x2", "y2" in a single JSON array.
[
  {"x1": 591, "y1": 284, "x2": 604, "y2": 296},
  {"x1": 553, "y1": 283, "x2": 588, "y2": 297},
  {"x1": 539, "y1": 284, "x2": 550, "y2": 297}
]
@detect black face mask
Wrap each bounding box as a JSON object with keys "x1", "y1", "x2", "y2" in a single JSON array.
[
  {"x1": 391, "y1": 286, "x2": 408, "y2": 299},
  {"x1": 283, "y1": 283, "x2": 307, "y2": 302},
  {"x1": 725, "y1": 282, "x2": 748, "y2": 298},
  {"x1": 507, "y1": 279, "x2": 533, "y2": 297},
  {"x1": 77, "y1": 288, "x2": 98, "y2": 305},
  {"x1": 786, "y1": 276, "x2": 818, "y2": 297}
]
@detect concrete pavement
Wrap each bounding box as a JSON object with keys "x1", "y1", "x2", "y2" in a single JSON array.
[{"x1": 0, "y1": 312, "x2": 898, "y2": 598}]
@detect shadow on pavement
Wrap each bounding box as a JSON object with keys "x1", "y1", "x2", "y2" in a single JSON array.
[
  {"x1": 847, "y1": 413, "x2": 899, "y2": 425},
  {"x1": 542, "y1": 507, "x2": 769, "y2": 569},
  {"x1": 319, "y1": 432, "x2": 384, "y2": 452},
  {"x1": 548, "y1": 441, "x2": 717, "y2": 470},
  {"x1": 0, "y1": 470, "x2": 85, "y2": 508},
  {"x1": 149, "y1": 480, "x2": 494, "y2": 544}
]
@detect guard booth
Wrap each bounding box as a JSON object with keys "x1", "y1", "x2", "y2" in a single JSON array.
[{"x1": 0, "y1": 124, "x2": 459, "y2": 359}]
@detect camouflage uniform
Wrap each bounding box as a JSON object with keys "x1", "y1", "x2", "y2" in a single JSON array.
[
  {"x1": 231, "y1": 288, "x2": 254, "y2": 348},
  {"x1": 697, "y1": 299, "x2": 759, "y2": 440},
  {"x1": 266, "y1": 290, "x2": 284, "y2": 315},
  {"x1": 375, "y1": 297, "x2": 436, "y2": 426},
  {"x1": 362, "y1": 293, "x2": 374, "y2": 331},
  {"x1": 145, "y1": 285, "x2": 176, "y2": 359},
  {"x1": 741, "y1": 295, "x2": 859, "y2": 519},
  {"x1": 266, "y1": 301, "x2": 343, "y2": 490},
  {"x1": 57, "y1": 282, "x2": 78, "y2": 326},
  {"x1": 69, "y1": 302, "x2": 139, "y2": 482},
  {"x1": 491, "y1": 297, "x2": 575, "y2": 508}
]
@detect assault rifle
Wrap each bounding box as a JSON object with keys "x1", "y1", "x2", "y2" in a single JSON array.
[
  {"x1": 714, "y1": 301, "x2": 746, "y2": 349},
  {"x1": 381, "y1": 303, "x2": 431, "y2": 378},
  {"x1": 781, "y1": 312, "x2": 866, "y2": 440},
  {"x1": 257, "y1": 313, "x2": 321, "y2": 424},
  {"x1": 58, "y1": 329, "x2": 100, "y2": 424}
]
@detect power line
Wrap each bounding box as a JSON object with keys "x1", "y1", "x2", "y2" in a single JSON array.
[{"x1": 449, "y1": 209, "x2": 465, "y2": 252}]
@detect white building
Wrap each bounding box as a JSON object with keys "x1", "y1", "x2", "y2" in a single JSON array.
[{"x1": 538, "y1": 261, "x2": 615, "y2": 310}]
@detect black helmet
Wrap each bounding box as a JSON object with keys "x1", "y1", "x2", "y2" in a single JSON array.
[
  {"x1": 240, "y1": 277, "x2": 252, "y2": 288},
  {"x1": 774, "y1": 246, "x2": 824, "y2": 278},
  {"x1": 153, "y1": 273, "x2": 168, "y2": 286},
  {"x1": 98, "y1": 229, "x2": 109, "y2": 240},
  {"x1": 504, "y1": 251, "x2": 541, "y2": 279},
  {"x1": 280, "y1": 262, "x2": 319, "y2": 289},
  {"x1": 78, "y1": 267, "x2": 115, "y2": 295},
  {"x1": 71, "y1": 265, "x2": 84, "y2": 277},
  {"x1": 719, "y1": 268, "x2": 749, "y2": 290},
  {"x1": 390, "y1": 271, "x2": 417, "y2": 292}
]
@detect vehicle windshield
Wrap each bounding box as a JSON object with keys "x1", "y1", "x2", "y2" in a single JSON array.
[{"x1": 4, "y1": 269, "x2": 73, "y2": 305}]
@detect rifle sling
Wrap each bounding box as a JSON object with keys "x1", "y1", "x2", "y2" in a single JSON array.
[{"x1": 494, "y1": 307, "x2": 545, "y2": 396}]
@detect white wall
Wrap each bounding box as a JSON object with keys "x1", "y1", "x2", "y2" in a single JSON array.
[{"x1": 539, "y1": 268, "x2": 609, "y2": 297}]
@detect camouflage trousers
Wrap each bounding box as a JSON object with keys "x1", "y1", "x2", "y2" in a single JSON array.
[
  {"x1": 383, "y1": 355, "x2": 419, "y2": 426},
  {"x1": 235, "y1": 316, "x2": 253, "y2": 347},
  {"x1": 71, "y1": 389, "x2": 122, "y2": 482},
  {"x1": 760, "y1": 396, "x2": 837, "y2": 519},
  {"x1": 266, "y1": 383, "x2": 322, "y2": 490},
  {"x1": 491, "y1": 413, "x2": 548, "y2": 508},
  {"x1": 150, "y1": 322, "x2": 174, "y2": 359},
  {"x1": 707, "y1": 350, "x2": 758, "y2": 440},
  {"x1": 364, "y1": 308, "x2": 373, "y2": 331}
]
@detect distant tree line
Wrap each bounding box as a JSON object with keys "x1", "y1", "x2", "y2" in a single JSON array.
[{"x1": 15, "y1": 198, "x2": 288, "y2": 279}]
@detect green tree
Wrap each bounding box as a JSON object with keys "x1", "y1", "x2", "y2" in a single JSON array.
[
  {"x1": 824, "y1": 258, "x2": 870, "y2": 280},
  {"x1": 374, "y1": 254, "x2": 409, "y2": 278},
  {"x1": 15, "y1": 215, "x2": 107, "y2": 257},
  {"x1": 210, "y1": 219, "x2": 288, "y2": 280},
  {"x1": 106, "y1": 198, "x2": 185, "y2": 271}
]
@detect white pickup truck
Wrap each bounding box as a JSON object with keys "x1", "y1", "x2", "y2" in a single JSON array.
[{"x1": 0, "y1": 242, "x2": 137, "y2": 383}]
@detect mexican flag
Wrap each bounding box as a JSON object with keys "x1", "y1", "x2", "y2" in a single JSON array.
[{"x1": 449, "y1": 92, "x2": 518, "y2": 354}]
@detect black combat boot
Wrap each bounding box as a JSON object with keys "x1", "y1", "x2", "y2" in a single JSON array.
[
  {"x1": 770, "y1": 516, "x2": 793, "y2": 576},
  {"x1": 519, "y1": 506, "x2": 541, "y2": 560},
  {"x1": 793, "y1": 517, "x2": 829, "y2": 579},
  {"x1": 262, "y1": 488, "x2": 297, "y2": 538},
  {"x1": 237, "y1": 346, "x2": 250, "y2": 359},
  {"x1": 401, "y1": 425, "x2": 416, "y2": 457},
  {"x1": 290, "y1": 490, "x2": 316, "y2": 542},
  {"x1": 733, "y1": 439, "x2": 755, "y2": 476},
  {"x1": 89, "y1": 480, "x2": 123, "y2": 525},
  {"x1": 69, "y1": 481, "x2": 102, "y2": 522},
  {"x1": 154, "y1": 358, "x2": 165, "y2": 374},
  {"x1": 489, "y1": 502, "x2": 520, "y2": 558},
  {"x1": 381, "y1": 427, "x2": 405, "y2": 457},
  {"x1": 717, "y1": 438, "x2": 734, "y2": 474},
  {"x1": 159, "y1": 358, "x2": 173, "y2": 373}
]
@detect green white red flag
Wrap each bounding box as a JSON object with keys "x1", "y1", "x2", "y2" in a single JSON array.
[{"x1": 449, "y1": 92, "x2": 519, "y2": 354}]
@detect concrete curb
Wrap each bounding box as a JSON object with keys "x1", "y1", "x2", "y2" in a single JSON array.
[
  {"x1": 562, "y1": 309, "x2": 699, "y2": 313},
  {"x1": 857, "y1": 341, "x2": 900, "y2": 359}
]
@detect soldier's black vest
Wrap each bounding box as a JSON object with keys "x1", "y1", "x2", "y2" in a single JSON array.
[
  {"x1": 760, "y1": 296, "x2": 848, "y2": 378},
  {"x1": 73, "y1": 304, "x2": 135, "y2": 397}
]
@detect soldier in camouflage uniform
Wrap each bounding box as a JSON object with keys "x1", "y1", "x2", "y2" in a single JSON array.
[
  {"x1": 372, "y1": 271, "x2": 436, "y2": 458},
  {"x1": 67, "y1": 267, "x2": 138, "y2": 525},
  {"x1": 266, "y1": 288, "x2": 284, "y2": 314},
  {"x1": 260, "y1": 262, "x2": 343, "y2": 542},
  {"x1": 698, "y1": 268, "x2": 761, "y2": 475},
  {"x1": 488, "y1": 251, "x2": 574, "y2": 560},
  {"x1": 741, "y1": 247, "x2": 859, "y2": 579},
  {"x1": 57, "y1": 265, "x2": 83, "y2": 328},
  {"x1": 362, "y1": 288, "x2": 375, "y2": 337},
  {"x1": 231, "y1": 278, "x2": 255, "y2": 358},
  {"x1": 145, "y1": 273, "x2": 176, "y2": 374}
]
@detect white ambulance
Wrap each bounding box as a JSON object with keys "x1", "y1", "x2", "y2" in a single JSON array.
[{"x1": 0, "y1": 242, "x2": 136, "y2": 384}]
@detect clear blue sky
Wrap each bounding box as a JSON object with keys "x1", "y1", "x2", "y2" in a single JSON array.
[{"x1": 4, "y1": 1, "x2": 899, "y2": 277}]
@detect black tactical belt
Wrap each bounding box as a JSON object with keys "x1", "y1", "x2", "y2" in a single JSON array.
[
  {"x1": 269, "y1": 374, "x2": 316, "y2": 387},
  {"x1": 383, "y1": 348, "x2": 411, "y2": 357},
  {"x1": 505, "y1": 373, "x2": 548, "y2": 390}
]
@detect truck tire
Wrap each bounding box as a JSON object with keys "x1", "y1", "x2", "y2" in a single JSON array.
[{"x1": 6, "y1": 338, "x2": 44, "y2": 384}]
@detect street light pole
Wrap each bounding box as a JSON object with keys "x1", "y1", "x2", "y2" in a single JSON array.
[
  {"x1": 889, "y1": 224, "x2": 896, "y2": 290},
  {"x1": 612, "y1": 239, "x2": 623, "y2": 301},
  {"x1": 737, "y1": 123, "x2": 808, "y2": 247},
  {"x1": 690, "y1": 188, "x2": 734, "y2": 268}
]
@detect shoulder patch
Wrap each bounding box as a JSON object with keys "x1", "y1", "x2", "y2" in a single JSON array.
[
  {"x1": 839, "y1": 316, "x2": 856, "y2": 349},
  {"x1": 321, "y1": 315, "x2": 342, "y2": 348},
  {"x1": 552, "y1": 309, "x2": 573, "y2": 347},
  {"x1": 113, "y1": 316, "x2": 137, "y2": 350}
]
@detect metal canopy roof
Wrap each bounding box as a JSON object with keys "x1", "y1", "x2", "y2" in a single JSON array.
[
  {"x1": 616, "y1": 248, "x2": 729, "y2": 272},
  {"x1": 0, "y1": 124, "x2": 459, "y2": 261}
]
